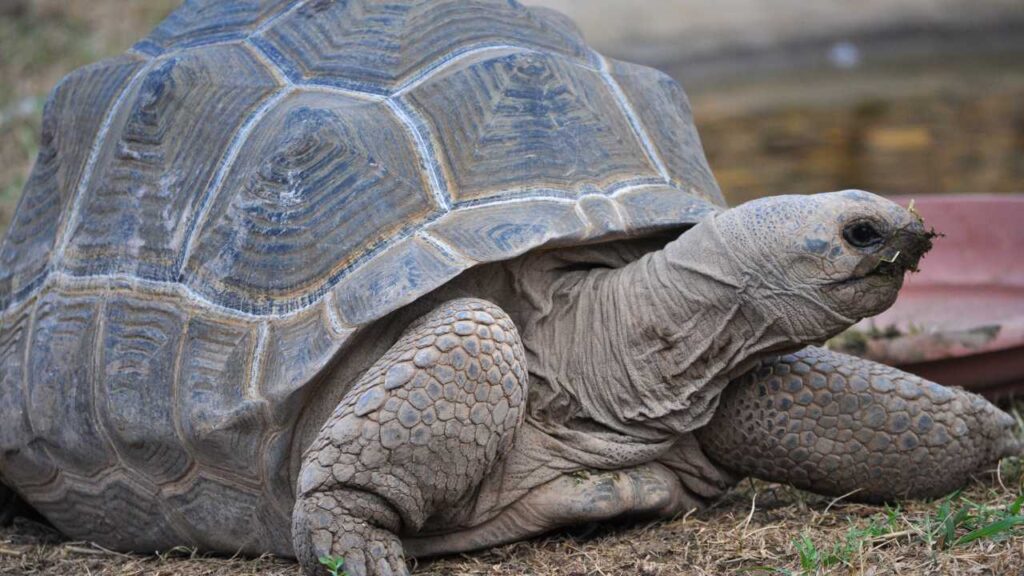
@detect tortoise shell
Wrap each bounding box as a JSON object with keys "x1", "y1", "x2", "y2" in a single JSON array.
[{"x1": 0, "y1": 0, "x2": 722, "y2": 554}]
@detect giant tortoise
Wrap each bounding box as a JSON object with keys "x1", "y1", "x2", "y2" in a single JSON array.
[{"x1": 0, "y1": 1, "x2": 1019, "y2": 575}]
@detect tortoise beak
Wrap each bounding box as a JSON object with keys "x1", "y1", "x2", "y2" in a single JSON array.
[{"x1": 890, "y1": 220, "x2": 936, "y2": 273}]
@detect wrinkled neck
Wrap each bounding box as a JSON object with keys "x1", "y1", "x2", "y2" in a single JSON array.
[{"x1": 531, "y1": 219, "x2": 814, "y2": 440}]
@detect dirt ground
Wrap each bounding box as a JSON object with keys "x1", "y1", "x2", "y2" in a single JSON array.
[
  {"x1": 3, "y1": 465, "x2": 1023, "y2": 576},
  {"x1": 1, "y1": 404, "x2": 1022, "y2": 576}
]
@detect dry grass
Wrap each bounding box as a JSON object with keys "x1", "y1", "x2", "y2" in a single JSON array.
[{"x1": 3, "y1": 467, "x2": 1022, "y2": 576}]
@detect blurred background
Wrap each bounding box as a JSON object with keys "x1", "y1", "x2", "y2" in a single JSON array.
[
  {"x1": 538, "y1": 0, "x2": 1024, "y2": 205},
  {"x1": 2, "y1": 0, "x2": 1024, "y2": 230}
]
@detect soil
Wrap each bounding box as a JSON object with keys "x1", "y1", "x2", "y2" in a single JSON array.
[{"x1": 3, "y1": 474, "x2": 1023, "y2": 575}]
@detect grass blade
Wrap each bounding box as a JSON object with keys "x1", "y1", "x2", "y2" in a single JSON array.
[
  {"x1": 953, "y1": 516, "x2": 1024, "y2": 547},
  {"x1": 1008, "y1": 495, "x2": 1024, "y2": 516}
]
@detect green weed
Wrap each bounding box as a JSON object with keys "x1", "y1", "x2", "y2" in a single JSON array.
[
  {"x1": 319, "y1": 554, "x2": 348, "y2": 576},
  {"x1": 917, "y1": 492, "x2": 1024, "y2": 550},
  {"x1": 781, "y1": 493, "x2": 1023, "y2": 574}
]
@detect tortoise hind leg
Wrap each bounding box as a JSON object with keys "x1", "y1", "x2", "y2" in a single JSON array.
[
  {"x1": 292, "y1": 299, "x2": 528, "y2": 576},
  {"x1": 698, "y1": 346, "x2": 1021, "y2": 502},
  {"x1": 405, "y1": 462, "x2": 692, "y2": 558}
]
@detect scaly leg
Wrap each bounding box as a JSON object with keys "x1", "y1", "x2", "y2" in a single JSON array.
[
  {"x1": 292, "y1": 299, "x2": 528, "y2": 576},
  {"x1": 698, "y1": 346, "x2": 1021, "y2": 502},
  {"x1": 405, "y1": 461, "x2": 690, "y2": 558}
]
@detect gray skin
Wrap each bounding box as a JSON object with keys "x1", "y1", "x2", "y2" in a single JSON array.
[{"x1": 286, "y1": 190, "x2": 1020, "y2": 576}]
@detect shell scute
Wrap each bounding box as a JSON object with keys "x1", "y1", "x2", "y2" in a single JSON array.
[
  {"x1": 406, "y1": 50, "x2": 661, "y2": 204},
  {"x1": 253, "y1": 0, "x2": 591, "y2": 94},
  {"x1": 183, "y1": 90, "x2": 439, "y2": 313},
  {"x1": 27, "y1": 293, "x2": 116, "y2": 479},
  {"x1": 165, "y1": 474, "x2": 277, "y2": 555},
  {"x1": 614, "y1": 185, "x2": 722, "y2": 232},
  {"x1": 61, "y1": 44, "x2": 281, "y2": 282},
  {"x1": 608, "y1": 59, "x2": 723, "y2": 205},
  {"x1": 135, "y1": 0, "x2": 297, "y2": 55},
  {"x1": 99, "y1": 298, "x2": 192, "y2": 484},
  {"x1": 0, "y1": 309, "x2": 57, "y2": 488},
  {"x1": 427, "y1": 200, "x2": 585, "y2": 263},
  {"x1": 34, "y1": 474, "x2": 182, "y2": 551},
  {"x1": 0, "y1": 56, "x2": 144, "y2": 307},
  {"x1": 332, "y1": 235, "x2": 464, "y2": 326},
  {"x1": 179, "y1": 316, "x2": 266, "y2": 479},
  {"x1": 259, "y1": 304, "x2": 352, "y2": 425}
]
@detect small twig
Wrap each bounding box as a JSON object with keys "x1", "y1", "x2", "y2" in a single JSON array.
[
  {"x1": 823, "y1": 488, "x2": 863, "y2": 516},
  {"x1": 64, "y1": 545, "x2": 112, "y2": 556},
  {"x1": 739, "y1": 492, "x2": 758, "y2": 537},
  {"x1": 741, "y1": 524, "x2": 784, "y2": 539},
  {"x1": 869, "y1": 529, "x2": 917, "y2": 543},
  {"x1": 996, "y1": 460, "x2": 1008, "y2": 493}
]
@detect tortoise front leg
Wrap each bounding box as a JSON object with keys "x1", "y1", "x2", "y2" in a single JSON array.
[
  {"x1": 292, "y1": 299, "x2": 528, "y2": 576},
  {"x1": 698, "y1": 347, "x2": 1021, "y2": 502}
]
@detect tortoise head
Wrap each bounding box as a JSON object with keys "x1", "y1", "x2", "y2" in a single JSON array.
[{"x1": 712, "y1": 189, "x2": 936, "y2": 339}]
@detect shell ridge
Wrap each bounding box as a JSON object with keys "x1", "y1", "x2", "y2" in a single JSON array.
[
  {"x1": 78, "y1": 299, "x2": 136, "y2": 485},
  {"x1": 596, "y1": 54, "x2": 672, "y2": 184},
  {"x1": 385, "y1": 97, "x2": 452, "y2": 212},
  {"x1": 241, "y1": 39, "x2": 294, "y2": 86},
  {"x1": 322, "y1": 292, "x2": 355, "y2": 337},
  {"x1": 18, "y1": 272, "x2": 268, "y2": 322},
  {"x1": 392, "y1": 43, "x2": 537, "y2": 97},
  {"x1": 247, "y1": 35, "x2": 306, "y2": 87},
  {"x1": 292, "y1": 83, "x2": 386, "y2": 102},
  {"x1": 252, "y1": 0, "x2": 310, "y2": 37},
  {"x1": 248, "y1": 322, "x2": 271, "y2": 402},
  {"x1": 609, "y1": 181, "x2": 680, "y2": 199},
  {"x1": 415, "y1": 230, "x2": 472, "y2": 266}
]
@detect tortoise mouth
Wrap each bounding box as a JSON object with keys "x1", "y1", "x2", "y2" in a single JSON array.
[{"x1": 828, "y1": 267, "x2": 901, "y2": 289}]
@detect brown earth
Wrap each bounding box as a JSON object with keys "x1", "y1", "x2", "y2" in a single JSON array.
[{"x1": 3, "y1": 465, "x2": 1023, "y2": 575}]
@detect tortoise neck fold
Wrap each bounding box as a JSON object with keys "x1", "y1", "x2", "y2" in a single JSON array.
[{"x1": 535, "y1": 218, "x2": 806, "y2": 440}]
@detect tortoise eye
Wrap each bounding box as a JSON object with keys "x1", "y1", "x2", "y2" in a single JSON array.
[{"x1": 844, "y1": 221, "x2": 884, "y2": 248}]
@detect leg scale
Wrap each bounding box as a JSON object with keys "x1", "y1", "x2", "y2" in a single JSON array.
[{"x1": 292, "y1": 299, "x2": 528, "y2": 575}]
